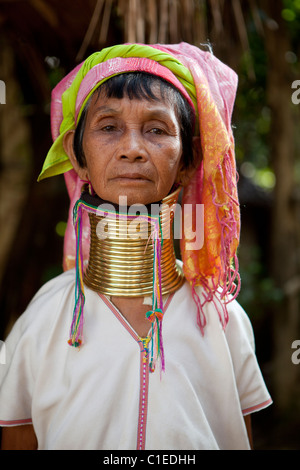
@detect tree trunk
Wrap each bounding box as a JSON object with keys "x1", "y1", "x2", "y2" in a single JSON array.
[{"x1": 263, "y1": 1, "x2": 300, "y2": 411}]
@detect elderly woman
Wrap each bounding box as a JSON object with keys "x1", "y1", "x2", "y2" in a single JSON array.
[{"x1": 0, "y1": 43, "x2": 271, "y2": 450}]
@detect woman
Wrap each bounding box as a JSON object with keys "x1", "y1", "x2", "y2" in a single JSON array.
[{"x1": 0, "y1": 43, "x2": 272, "y2": 450}]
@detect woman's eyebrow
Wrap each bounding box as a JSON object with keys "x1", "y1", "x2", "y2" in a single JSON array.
[
  {"x1": 143, "y1": 108, "x2": 175, "y2": 121},
  {"x1": 90, "y1": 104, "x2": 177, "y2": 124},
  {"x1": 92, "y1": 105, "x2": 120, "y2": 116}
]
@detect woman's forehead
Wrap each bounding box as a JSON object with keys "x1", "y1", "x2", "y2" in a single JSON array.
[
  {"x1": 92, "y1": 80, "x2": 173, "y2": 105},
  {"x1": 86, "y1": 84, "x2": 179, "y2": 120}
]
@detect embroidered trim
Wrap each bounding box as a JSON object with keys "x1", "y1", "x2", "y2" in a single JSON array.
[
  {"x1": 0, "y1": 418, "x2": 32, "y2": 426},
  {"x1": 242, "y1": 398, "x2": 273, "y2": 416},
  {"x1": 98, "y1": 291, "x2": 174, "y2": 450}
]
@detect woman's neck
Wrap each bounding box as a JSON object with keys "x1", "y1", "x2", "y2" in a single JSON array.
[{"x1": 83, "y1": 186, "x2": 184, "y2": 299}]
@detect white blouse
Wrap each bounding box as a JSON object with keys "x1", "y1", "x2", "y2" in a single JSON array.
[{"x1": 0, "y1": 268, "x2": 272, "y2": 450}]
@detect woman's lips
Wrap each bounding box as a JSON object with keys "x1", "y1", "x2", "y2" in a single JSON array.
[{"x1": 112, "y1": 173, "x2": 151, "y2": 182}]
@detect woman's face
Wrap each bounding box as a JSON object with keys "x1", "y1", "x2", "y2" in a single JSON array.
[{"x1": 66, "y1": 86, "x2": 184, "y2": 206}]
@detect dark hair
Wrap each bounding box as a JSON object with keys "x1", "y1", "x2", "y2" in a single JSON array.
[{"x1": 73, "y1": 72, "x2": 195, "y2": 169}]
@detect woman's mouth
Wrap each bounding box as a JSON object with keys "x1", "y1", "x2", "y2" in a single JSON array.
[{"x1": 112, "y1": 173, "x2": 151, "y2": 182}]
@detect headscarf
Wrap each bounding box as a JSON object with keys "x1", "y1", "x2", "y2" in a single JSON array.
[{"x1": 39, "y1": 42, "x2": 240, "y2": 336}]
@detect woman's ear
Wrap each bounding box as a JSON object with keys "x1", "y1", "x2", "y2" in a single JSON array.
[
  {"x1": 192, "y1": 136, "x2": 202, "y2": 165},
  {"x1": 63, "y1": 130, "x2": 89, "y2": 181},
  {"x1": 176, "y1": 161, "x2": 197, "y2": 187},
  {"x1": 176, "y1": 136, "x2": 202, "y2": 187}
]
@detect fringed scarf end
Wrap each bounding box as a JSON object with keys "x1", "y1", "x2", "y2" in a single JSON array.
[{"x1": 191, "y1": 280, "x2": 207, "y2": 335}]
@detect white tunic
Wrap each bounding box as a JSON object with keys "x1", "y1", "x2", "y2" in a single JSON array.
[{"x1": 0, "y1": 268, "x2": 271, "y2": 450}]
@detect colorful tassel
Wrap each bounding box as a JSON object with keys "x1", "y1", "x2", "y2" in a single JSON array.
[
  {"x1": 68, "y1": 195, "x2": 166, "y2": 374},
  {"x1": 68, "y1": 199, "x2": 85, "y2": 347},
  {"x1": 146, "y1": 308, "x2": 163, "y2": 322},
  {"x1": 145, "y1": 218, "x2": 165, "y2": 373}
]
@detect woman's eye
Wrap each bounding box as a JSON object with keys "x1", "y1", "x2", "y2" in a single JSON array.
[
  {"x1": 149, "y1": 128, "x2": 165, "y2": 135},
  {"x1": 101, "y1": 125, "x2": 116, "y2": 132}
]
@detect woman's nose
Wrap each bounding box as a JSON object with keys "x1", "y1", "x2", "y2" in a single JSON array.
[{"x1": 116, "y1": 129, "x2": 149, "y2": 162}]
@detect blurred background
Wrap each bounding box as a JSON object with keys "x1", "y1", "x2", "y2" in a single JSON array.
[{"x1": 0, "y1": 0, "x2": 299, "y2": 449}]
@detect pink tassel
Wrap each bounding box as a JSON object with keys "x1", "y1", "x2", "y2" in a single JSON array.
[{"x1": 191, "y1": 280, "x2": 207, "y2": 335}]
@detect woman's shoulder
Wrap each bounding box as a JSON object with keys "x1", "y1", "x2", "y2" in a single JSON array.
[
  {"x1": 8, "y1": 269, "x2": 76, "y2": 336},
  {"x1": 29, "y1": 268, "x2": 76, "y2": 306}
]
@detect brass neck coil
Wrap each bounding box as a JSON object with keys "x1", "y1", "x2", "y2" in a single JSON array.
[{"x1": 84, "y1": 187, "x2": 184, "y2": 297}]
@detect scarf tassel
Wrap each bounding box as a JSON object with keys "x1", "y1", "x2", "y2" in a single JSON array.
[{"x1": 191, "y1": 280, "x2": 207, "y2": 335}]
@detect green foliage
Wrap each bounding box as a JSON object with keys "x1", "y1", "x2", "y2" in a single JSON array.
[
  {"x1": 238, "y1": 245, "x2": 284, "y2": 320},
  {"x1": 233, "y1": 26, "x2": 274, "y2": 190},
  {"x1": 282, "y1": 0, "x2": 300, "y2": 44},
  {"x1": 234, "y1": 4, "x2": 299, "y2": 190},
  {"x1": 235, "y1": 6, "x2": 300, "y2": 334}
]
